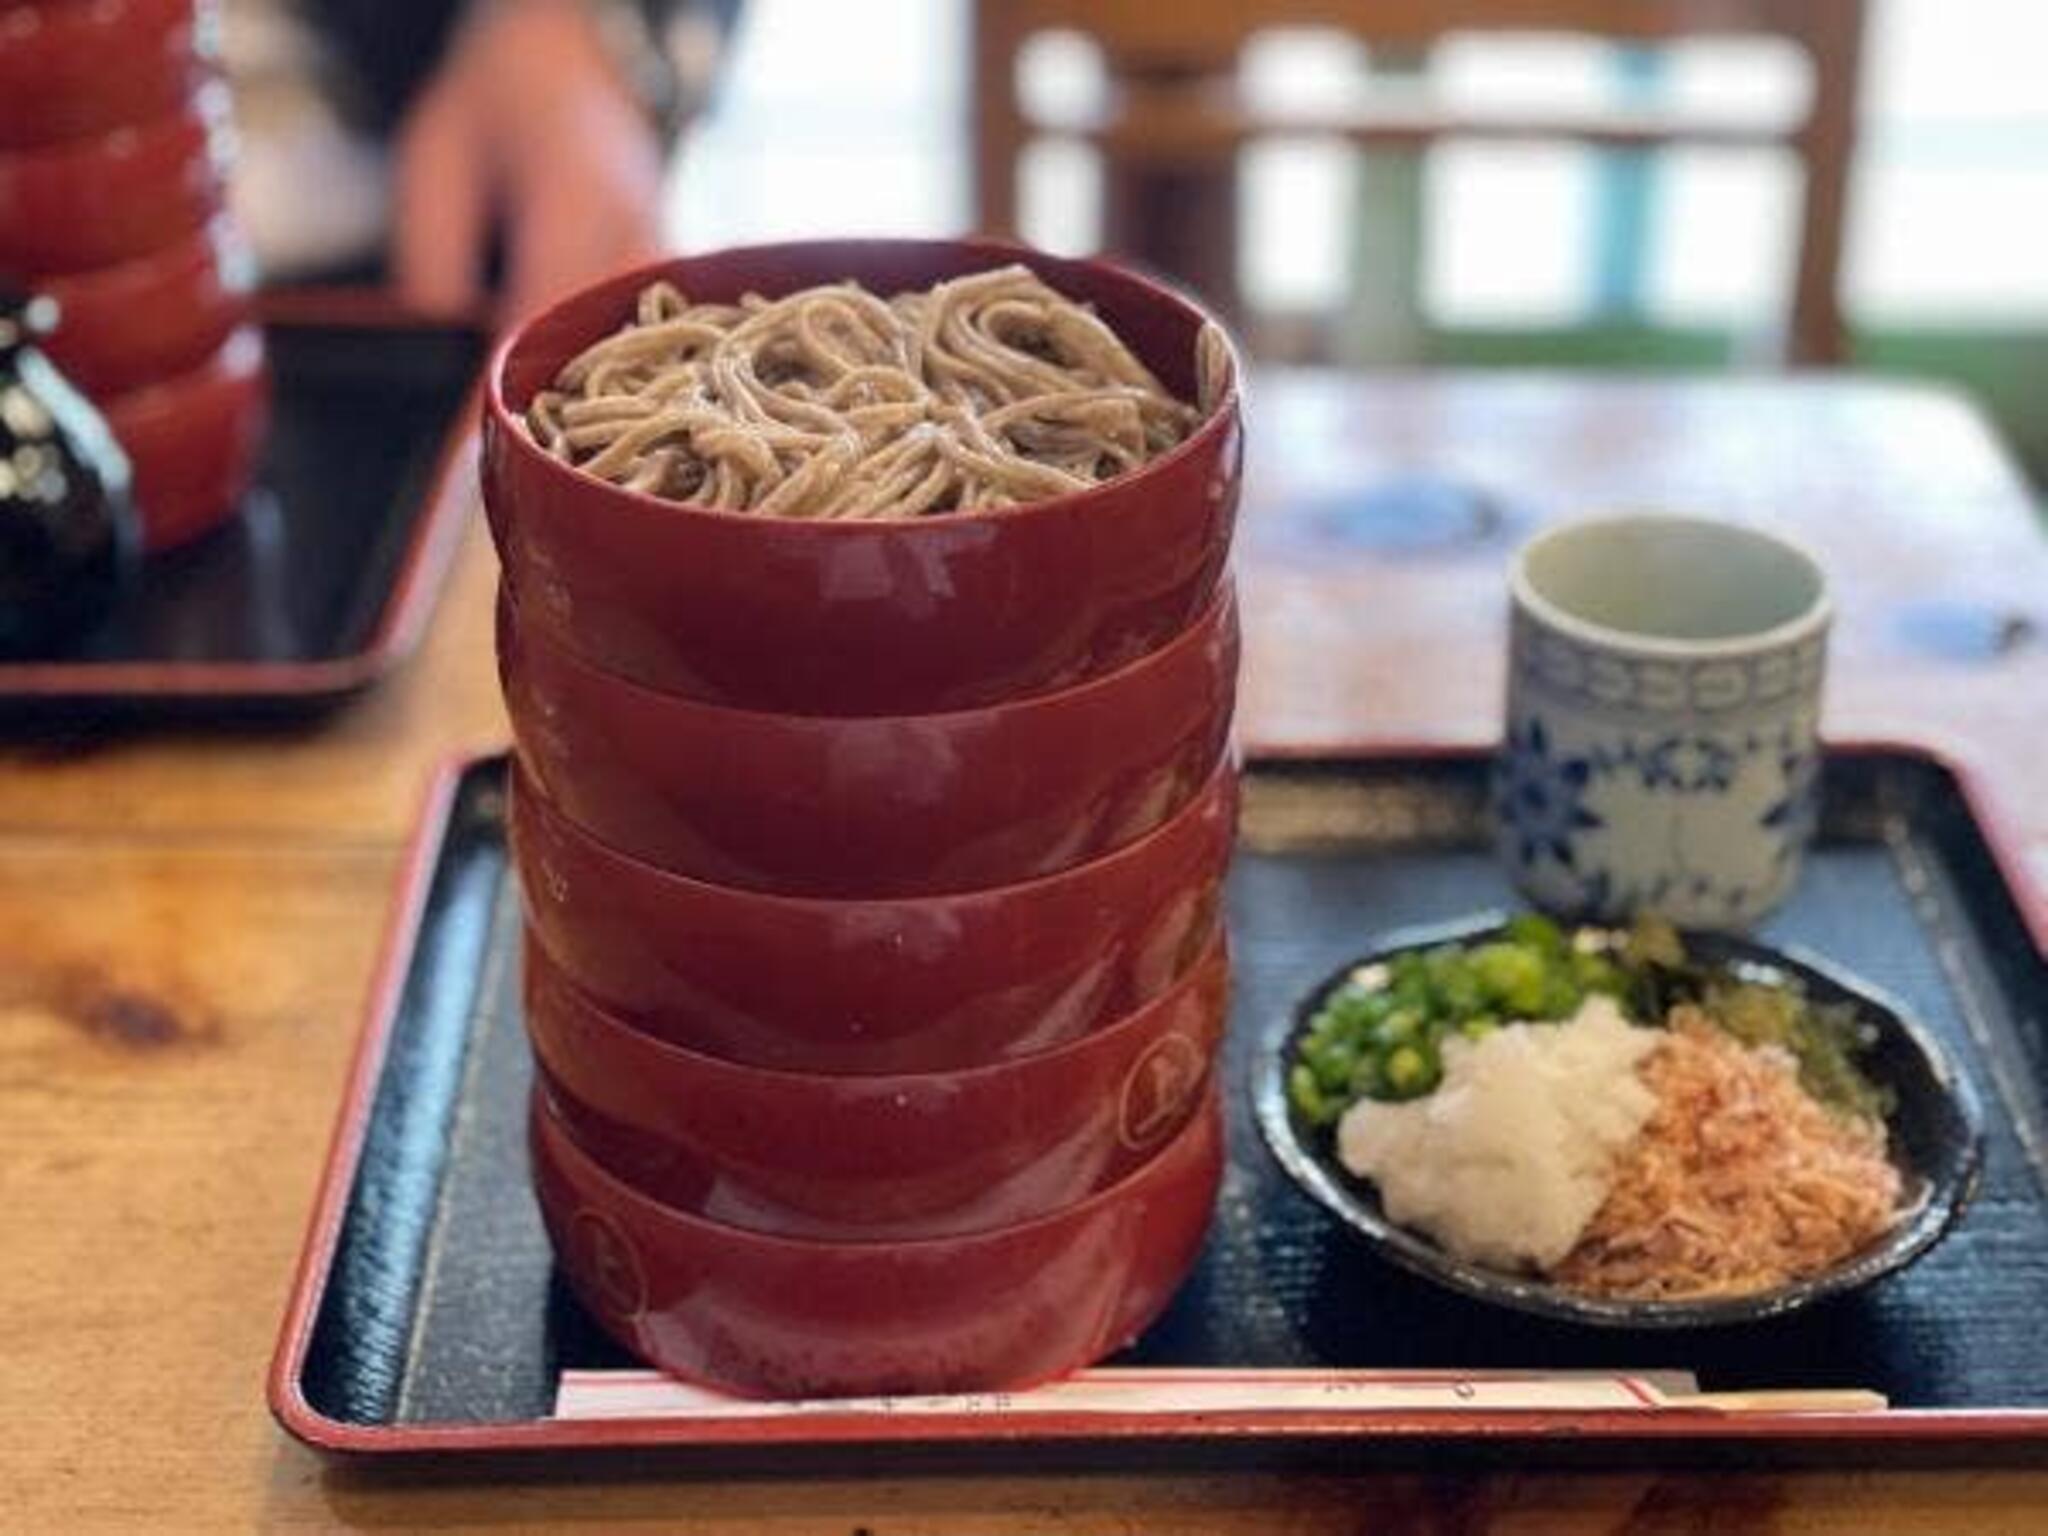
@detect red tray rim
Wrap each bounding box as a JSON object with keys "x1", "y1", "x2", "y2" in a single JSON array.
[
  {"x1": 0, "y1": 291, "x2": 482, "y2": 706},
  {"x1": 267, "y1": 738, "x2": 2048, "y2": 1457}
]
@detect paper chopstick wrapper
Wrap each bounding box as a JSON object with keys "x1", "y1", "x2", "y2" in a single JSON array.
[{"x1": 554, "y1": 1367, "x2": 1885, "y2": 1422}]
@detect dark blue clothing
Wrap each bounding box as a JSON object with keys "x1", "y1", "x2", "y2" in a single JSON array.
[{"x1": 300, "y1": 0, "x2": 743, "y2": 134}]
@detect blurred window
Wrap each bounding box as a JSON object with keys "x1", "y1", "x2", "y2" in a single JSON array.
[{"x1": 666, "y1": 0, "x2": 2048, "y2": 328}]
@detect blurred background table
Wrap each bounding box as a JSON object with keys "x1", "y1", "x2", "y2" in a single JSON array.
[{"x1": 3, "y1": 370, "x2": 2045, "y2": 1532}]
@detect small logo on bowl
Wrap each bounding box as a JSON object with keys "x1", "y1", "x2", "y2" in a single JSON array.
[
  {"x1": 568, "y1": 1207, "x2": 646, "y2": 1321},
  {"x1": 1119, "y1": 1032, "x2": 1206, "y2": 1151},
  {"x1": 537, "y1": 856, "x2": 569, "y2": 904}
]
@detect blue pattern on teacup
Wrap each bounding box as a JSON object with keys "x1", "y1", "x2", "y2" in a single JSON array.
[
  {"x1": 1512, "y1": 608, "x2": 1826, "y2": 719},
  {"x1": 1760, "y1": 739, "x2": 1822, "y2": 850},
  {"x1": 1495, "y1": 715, "x2": 1603, "y2": 870},
  {"x1": 1496, "y1": 707, "x2": 1820, "y2": 926}
]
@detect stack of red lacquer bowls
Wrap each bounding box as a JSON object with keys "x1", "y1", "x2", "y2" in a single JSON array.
[
  {"x1": 483, "y1": 239, "x2": 1243, "y2": 1398},
  {"x1": 0, "y1": 0, "x2": 266, "y2": 551}
]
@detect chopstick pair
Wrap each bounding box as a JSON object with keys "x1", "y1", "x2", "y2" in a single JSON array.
[{"x1": 553, "y1": 1367, "x2": 1887, "y2": 1422}]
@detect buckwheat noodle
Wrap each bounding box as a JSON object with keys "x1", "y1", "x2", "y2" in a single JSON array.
[{"x1": 525, "y1": 264, "x2": 1231, "y2": 519}]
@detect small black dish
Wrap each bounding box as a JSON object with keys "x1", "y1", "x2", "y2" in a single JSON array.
[{"x1": 1253, "y1": 912, "x2": 1988, "y2": 1329}]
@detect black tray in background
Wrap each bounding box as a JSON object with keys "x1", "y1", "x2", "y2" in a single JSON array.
[
  {"x1": 0, "y1": 317, "x2": 485, "y2": 718},
  {"x1": 288, "y1": 750, "x2": 2048, "y2": 1459}
]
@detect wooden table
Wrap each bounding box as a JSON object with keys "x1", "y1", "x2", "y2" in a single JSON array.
[{"x1": 4, "y1": 373, "x2": 2045, "y2": 1533}]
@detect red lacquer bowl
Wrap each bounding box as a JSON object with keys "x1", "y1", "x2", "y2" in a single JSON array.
[
  {"x1": 0, "y1": 0, "x2": 210, "y2": 152},
  {"x1": 36, "y1": 216, "x2": 255, "y2": 396},
  {"x1": 0, "y1": 84, "x2": 228, "y2": 275},
  {"x1": 500, "y1": 580, "x2": 1238, "y2": 897},
  {"x1": 526, "y1": 930, "x2": 1227, "y2": 1240},
  {"x1": 101, "y1": 324, "x2": 268, "y2": 552},
  {"x1": 509, "y1": 757, "x2": 1236, "y2": 1072},
  {"x1": 531, "y1": 1076, "x2": 1225, "y2": 1398},
  {"x1": 482, "y1": 238, "x2": 1242, "y2": 715}
]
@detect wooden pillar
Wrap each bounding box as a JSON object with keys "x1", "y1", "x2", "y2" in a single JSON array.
[
  {"x1": 1103, "y1": 64, "x2": 1243, "y2": 323},
  {"x1": 1789, "y1": 0, "x2": 1866, "y2": 365}
]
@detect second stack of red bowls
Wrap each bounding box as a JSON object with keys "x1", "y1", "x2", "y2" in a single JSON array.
[
  {"x1": 484, "y1": 239, "x2": 1243, "y2": 1399},
  {"x1": 0, "y1": 0, "x2": 268, "y2": 551}
]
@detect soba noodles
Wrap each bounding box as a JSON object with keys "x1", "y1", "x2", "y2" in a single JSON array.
[{"x1": 524, "y1": 265, "x2": 1231, "y2": 519}]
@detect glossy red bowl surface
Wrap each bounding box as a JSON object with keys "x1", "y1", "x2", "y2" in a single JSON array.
[
  {"x1": 0, "y1": 84, "x2": 227, "y2": 275},
  {"x1": 483, "y1": 238, "x2": 1242, "y2": 715},
  {"x1": 510, "y1": 756, "x2": 1236, "y2": 1073},
  {"x1": 532, "y1": 1075, "x2": 1224, "y2": 1398},
  {"x1": 526, "y1": 929, "x2": 1227, "y2": 1240},
  {"x1": 101, "y1": 324, "x2": 268, "y2": 552},
  {"x1": 501, "y1": 580, "x2": 1237, "y2": 897},
  {"x1": 0, "y1": 0, "x2": 210, "y2": 151},
  {"x1": 36, "y1": 216, "x2": 255, "y2": 395}
]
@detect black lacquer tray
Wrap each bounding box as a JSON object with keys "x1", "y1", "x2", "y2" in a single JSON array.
[
  {"x1": 271, "y1": 749, "x2": 2048, "y2": 1466},
  {"x1": 0, "y1": 310, "x2": 484, "y2": 717}
]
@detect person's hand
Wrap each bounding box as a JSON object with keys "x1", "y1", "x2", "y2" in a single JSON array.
[{"x1": 392, "y1": 0, "x2": 665, "y2": 324}]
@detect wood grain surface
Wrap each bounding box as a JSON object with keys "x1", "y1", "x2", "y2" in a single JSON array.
[{"x1": 3, "y1": 373, "x2": 2045, "y2": 1533}]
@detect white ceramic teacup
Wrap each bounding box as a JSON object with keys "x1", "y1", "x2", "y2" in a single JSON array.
[{"x1": 1497, "y1": 513, "x2": 1831, "y2": 929}]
